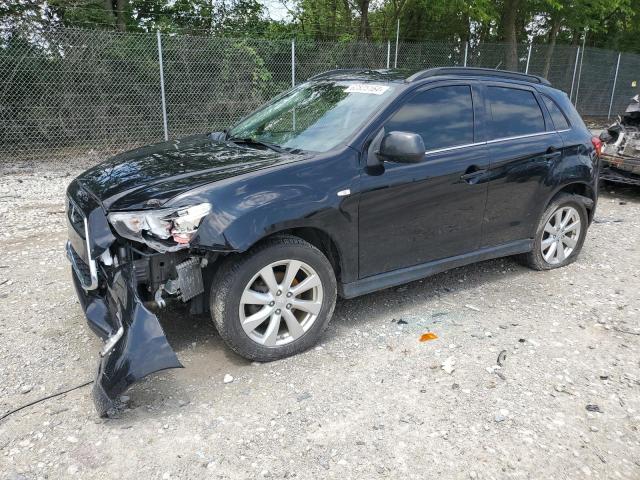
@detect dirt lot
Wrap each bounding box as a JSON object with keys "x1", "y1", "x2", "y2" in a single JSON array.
[{"x1": 1, "y1": 158, "x2": 639, "y2": 480}]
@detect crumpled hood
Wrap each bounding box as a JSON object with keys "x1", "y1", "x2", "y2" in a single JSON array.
[{"x1": 75, "y1": 134, "x2": 301, "y2": 210}]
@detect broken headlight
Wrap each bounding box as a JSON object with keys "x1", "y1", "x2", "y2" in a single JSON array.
[{"x1": 108, "y1": 203, "x2": 211, "y2": 248}]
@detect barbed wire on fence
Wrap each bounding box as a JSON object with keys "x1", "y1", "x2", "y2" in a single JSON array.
[{"x1": 1, "y1": 27, "x2": 639, "y2": 161}]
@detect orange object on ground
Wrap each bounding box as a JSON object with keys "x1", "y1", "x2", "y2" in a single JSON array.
[{"x1": 419, "y1": 332, "x2": 438, "y2": 342}]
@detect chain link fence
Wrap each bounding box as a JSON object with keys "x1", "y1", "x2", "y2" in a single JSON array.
[{"x1": 1, "y1": 27, "x2": 639, "y2": 162}]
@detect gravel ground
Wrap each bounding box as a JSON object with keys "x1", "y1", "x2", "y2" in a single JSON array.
[{"x1": 1, "y1": 157, "x2": 639, "y2": 480}]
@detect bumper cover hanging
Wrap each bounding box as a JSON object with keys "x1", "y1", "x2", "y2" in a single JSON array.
[{"x1": 71, "y1": 260, "x2": 183, "y2": 416}]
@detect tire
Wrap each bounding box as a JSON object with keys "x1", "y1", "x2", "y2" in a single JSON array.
[
  {"x1": 518, "y1": 194, "x2": 589, "y2": 270},
  {"x1": 210, "y1": 235, "x2": 337, "y2": 362}
]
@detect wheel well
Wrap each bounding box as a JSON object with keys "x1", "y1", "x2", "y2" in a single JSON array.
[
  {"x1": 276, "y1": 227, "x2": 342, "y2": 281},
  {"x1": 556, "y1": 183, "x2": 594, "y2": 199},
  {"x1": 551, "y1": 183, "x2": 596, "y2": 222},
  {"x1": 202, "y1": 228, "x2": 341, "y2": 313}
]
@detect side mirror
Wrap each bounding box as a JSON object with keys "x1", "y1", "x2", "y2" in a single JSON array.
[
  {"x1": 209, "y1": 131, "x2": 226, "y2": 143},
  {"x1": 378, "y1": 131, "x2": 426, "y2": 163}
]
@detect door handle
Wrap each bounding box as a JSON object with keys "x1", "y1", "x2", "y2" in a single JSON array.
[{"x1": 460, "y1": 167, "x2": 487, "y2": 183}]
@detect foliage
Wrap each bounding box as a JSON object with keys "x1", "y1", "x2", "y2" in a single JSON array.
[
  {"x1": 2, "y1": 2, "x2": 639, "y2": 160},
  {"x1": 1, "y1": 0, "x2": 639, "y2": 52},
  {"x1": 0, "y1": 27, "x2": 279, "y2": 151}
]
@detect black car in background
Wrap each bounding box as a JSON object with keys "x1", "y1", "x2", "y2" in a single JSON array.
[{"x1": 66, "y1": 67, "x2": 600, "y2": 415}]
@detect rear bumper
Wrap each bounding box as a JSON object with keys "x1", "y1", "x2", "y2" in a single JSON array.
[{"x1": 70, "y1": 256, "x2": 182, "y2": 416}]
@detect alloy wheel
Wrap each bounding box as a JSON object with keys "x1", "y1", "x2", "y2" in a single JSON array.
[
  {"x1": 238, "y1": 260, "x2": 323, "y2": 347},
  {"x1": 540, "y1": 206, "x2": 582, "y2": 265}
]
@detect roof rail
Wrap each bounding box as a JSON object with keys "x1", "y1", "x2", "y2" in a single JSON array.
[
  {"x1": 308, "y1": 69, "x2": 375, "y2": 80},
  {"x1": 406, "y1": 67, "x2": 551, "y2": 86}
]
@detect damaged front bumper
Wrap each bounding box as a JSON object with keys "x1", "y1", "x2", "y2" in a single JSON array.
[
  {"x1": 69, "y1": 253, "x2": 183, "y2": 416},
  {"x1": 65, "y1": 181, "x2": 217, "y2": 415}
]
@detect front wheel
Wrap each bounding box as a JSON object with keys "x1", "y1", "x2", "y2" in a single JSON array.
[
  {"x1": 210, "y1": 235, "x2": 337, "y2": 362},
  {"x1": 519, "y1": 194, "x2": 589, "y2": 270}
]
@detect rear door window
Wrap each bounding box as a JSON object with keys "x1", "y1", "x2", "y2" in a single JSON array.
[
  {"x1": 541, "y1": 94, "x2": 570, "y2": 130},
  {"x1": 486, "y1": 86, "x2": 545, "y2": 139},
  {"x1": 385, "y1": 85, "x2": 474, "y2": 150}
]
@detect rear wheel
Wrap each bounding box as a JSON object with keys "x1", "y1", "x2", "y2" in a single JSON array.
[
  {"x1": 519, "y1": 194, "x2": 588, "y2": 270},
  {"x1": 210, "y1": 235, "x2": 337, "y2": 361}
]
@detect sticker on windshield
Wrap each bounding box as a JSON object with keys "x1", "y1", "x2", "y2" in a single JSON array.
[{"x1": 344, "y1": 84, "x2": 390, "y2": 95}]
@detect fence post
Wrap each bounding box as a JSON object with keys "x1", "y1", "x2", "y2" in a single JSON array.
[
  {"x1": 156, "y1": 31, "x2": 169, "y2": 142},
  {"x1": 608, "y1": 52, "x2": 622, "y2": 119},
  {"x1": 394, "y1": 19, "x2": 399, "y2": 68},
  {"x1": 463, "y1": 42, "x2": 468, "y2": 66},
  {"x1": 525, "y1": 42, "x2": 532, "y2": 73},
  {"x1": 574, "y1": 46, "x2": 585, "y2": 107},
  {"x1": 574, "y1": 30, "x2": 587, "y2": 107},
  {"x1": 569, "y1": 46, "x2": 580, "y2": 103},
  {"x1": 386, "y1": 40, "x2": 391, "y2": 68},
  {"x1": 291, "y1": 39, "x2": 296, "y2": 88}
]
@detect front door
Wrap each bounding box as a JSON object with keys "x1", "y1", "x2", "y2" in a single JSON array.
[{"x1": 358, "y1": 83, "x2": 490, "y2": 278}]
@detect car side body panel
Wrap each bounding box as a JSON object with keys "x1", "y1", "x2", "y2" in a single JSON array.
[
  {"x1": 482, "y1": 131, "x2": 565, "y2": 245},
  {"x1": 356, "y1": 81, "x2": 491, "y2": 277},
  {"x1": 533, "y1": 87, "x2": 599, "y2": 224},
  {"x1": 479, "y1": 82, "x2": 596, "y2": 246},
  {"x1": 358, "y1": 143, "x2": 491, "y2": 277}
]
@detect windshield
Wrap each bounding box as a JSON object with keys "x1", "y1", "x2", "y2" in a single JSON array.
[{"x1": 227, "y1": 80, "x2": 397, "y2": 152}]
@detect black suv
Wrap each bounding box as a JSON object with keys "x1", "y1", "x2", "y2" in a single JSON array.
[{"x1": 66, "y1": 67, "x2": 599, "y2": 415}]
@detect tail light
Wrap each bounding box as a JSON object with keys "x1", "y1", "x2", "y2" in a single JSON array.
[{"x1": 591, "y1": 136, "x2": 603, "y2": 156}]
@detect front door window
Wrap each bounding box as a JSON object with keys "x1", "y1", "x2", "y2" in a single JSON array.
[{"x1": 384, "y1": 85, "x2": 475, "y2": 151}]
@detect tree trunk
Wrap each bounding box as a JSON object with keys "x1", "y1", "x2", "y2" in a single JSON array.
[
  {"x1": 329, "y1": 0, "x2": 337, "y2": 39},
  {"x1": 103, "y1": 0, "x2": 115, "y2": 27},
  {"x1": 542, "y1": 16, "x2": 561, "y2": 79},
  {"x1": 341, "y1": 0, "x2": 352, "y2": 30},
  {"x1": 570, "y1": 28, "x2": 580, "y2": 45},
  {"x1": 501, "y1": 0, "x2": 520, "y2": 71},
  {"x1": 357, "y1": 0, "x2": 371, "y2": 40},
  {"x1": 116, "y1": 0, "x2": 127, "y2": 32},
  {"x1": 311, "y1": 0, "x2": 322, "y2": 40}
]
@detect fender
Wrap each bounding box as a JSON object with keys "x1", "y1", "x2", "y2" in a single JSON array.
[
  {"x1": 542, "y1": 181, "x2": 596, "y2": 226},
  {"x1": 530, "y1": 142, "x2": 597, "y2": 234},
  {"x1": 182, "y1": 151, "x2": 362, "y2": 283},
  {"x1": 546, "y1": 180, "x2": 596, "y2": 205}
]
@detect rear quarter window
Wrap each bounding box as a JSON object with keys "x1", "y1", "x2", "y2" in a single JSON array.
[
  {"x1": 541, "y1": 94, "x2": 570, "y2": 130},
  {"x1": 486, "y1": 86, "x2": 545, "y2": 139}
]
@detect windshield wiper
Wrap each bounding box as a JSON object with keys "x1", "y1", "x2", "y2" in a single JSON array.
[{"x1": 227, "y1": 136, "x2": 288, "y2": 154}]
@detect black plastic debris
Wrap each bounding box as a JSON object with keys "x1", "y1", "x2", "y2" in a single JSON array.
[{"x1": 497, "y1": 350, "x2": 507, "y2": 366}]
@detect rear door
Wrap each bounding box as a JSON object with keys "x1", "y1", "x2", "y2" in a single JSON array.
[{"x1": 481, "y1": 83, "x2": 563, "y2": 247}]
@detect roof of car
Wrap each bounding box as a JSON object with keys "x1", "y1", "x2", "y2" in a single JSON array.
[
  {"x1": 308, "y1": 69, "x2": 411, "y2": 82},
  {"x1": 310, "y1": 67, "x2": 551, "y2": 86}
]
